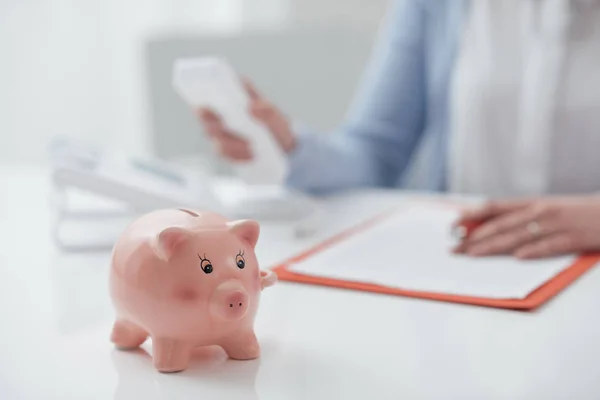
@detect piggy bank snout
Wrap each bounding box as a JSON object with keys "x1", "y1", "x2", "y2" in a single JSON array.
[
  {"x1": 226, "y1": 290, "x2": 247, "y2": 310},
  {"x1": 210, "y1": 281, "x2": 249, "y2": 321}
]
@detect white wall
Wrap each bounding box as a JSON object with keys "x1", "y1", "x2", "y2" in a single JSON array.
[{"x1": 0, "y1": 0, "x2": 388, "y2": 164}]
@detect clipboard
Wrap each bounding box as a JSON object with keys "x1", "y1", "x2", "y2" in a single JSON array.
[{"x1": 271, "y1": 205, "x2": 600, "y2": 311}]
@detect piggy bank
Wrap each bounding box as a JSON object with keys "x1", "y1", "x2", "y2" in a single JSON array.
[{"x1": 108, "y1": 208, "x2": 277, "y2": 373}]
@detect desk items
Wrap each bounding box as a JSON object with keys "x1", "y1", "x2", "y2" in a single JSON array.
[
  {"x1": 272, "y1": 204, "x2": 600, "y2": 310},
  {"x1": 48, "y1": 137, "x2": 323, "y2": 251},
  {"x1": 109, "y1": 208, "x2": 276, "y2": 372}
]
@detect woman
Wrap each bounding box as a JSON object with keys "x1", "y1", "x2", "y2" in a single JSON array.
[{"x1": 198, "y1": 0, "x2": 600, "y2": 258}]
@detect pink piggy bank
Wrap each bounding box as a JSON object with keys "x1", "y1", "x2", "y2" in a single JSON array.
[{"x1": 108, "y1": 208, "x2": 277, "y2": 373}]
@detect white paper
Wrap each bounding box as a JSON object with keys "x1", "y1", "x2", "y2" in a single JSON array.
[{"x1": 289, "y1": 205, "x2": 576, "y2": 299}]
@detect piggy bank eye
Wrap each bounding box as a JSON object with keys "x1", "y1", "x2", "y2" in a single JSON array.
[
  {"x1": 236, "y1": 251, "x2": 245, "y2": 269},
  {"x1": 198, "y1": 254, "x2": 213, "y2": 274}
]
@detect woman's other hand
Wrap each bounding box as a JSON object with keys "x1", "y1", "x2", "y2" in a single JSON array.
[
  {"x1": 196, "y1": 79, "x2": 296, "y2": 161},
  {"x1": 453, "y1": 196, "x2": 600, "y2": 259}
]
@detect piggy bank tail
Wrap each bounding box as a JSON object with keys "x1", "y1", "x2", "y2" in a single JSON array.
[{"x1": 260, "y1": 270, "x2": 277, "y2": 290}]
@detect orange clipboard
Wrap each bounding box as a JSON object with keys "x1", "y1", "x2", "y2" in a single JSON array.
[{"x1": 271, "y1": 206, "x2": 600, "y2": 311}]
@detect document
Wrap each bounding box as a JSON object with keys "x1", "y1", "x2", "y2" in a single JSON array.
[{"x1": 289, "y1": 205, "x2": 575, "y2": 299}]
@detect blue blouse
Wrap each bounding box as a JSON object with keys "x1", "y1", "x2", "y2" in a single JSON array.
[{"x1": 285, "y1": 0, "x2": 467, "y2": 194}]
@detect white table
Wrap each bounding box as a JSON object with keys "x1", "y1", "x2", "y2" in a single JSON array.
[{"x1": 1, "y1": 166, "x2": 600, "y2": 400}]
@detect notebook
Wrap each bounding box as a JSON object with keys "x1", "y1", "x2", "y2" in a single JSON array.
[{"x1": 272, "y1": 203, "x2": 600, "y2": 310}]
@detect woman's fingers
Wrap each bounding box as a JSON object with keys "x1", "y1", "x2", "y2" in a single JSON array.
[
  {"x1": 466, "y1": 201, "x2": 560, "y2": 243},
  {"x1": 464, "y1": 224, "x2": 539, "y2": 256},
  {"x1": 457, "y1": 199, "x2": 533, "y2": 224},
  {"x1": 514, "y1": 234, "x2": 578, "y2": 259},
  {"x1": 455, "y1": 202, "x2": 565, "y2": 256},
  {"x1": 198, "y1": 108, "x2": 220, "y2": 123},
  {"x1": 454, "y1": 197, "x2": 600, "y2": 259},
  {"x1": 250, "y1": 99, "x2": 277, "y2": 121},
  {"x1": 196, "y1": 108, "x2": 253, "y2": 160},
  {"x1": 248, "y1": 99, "x2": 296, "y2": 153},
  {"x1": 241, "y1": 78, "x2": 261, "y2": 100},
  {"x1": 197, "y1": 79, "x2": 296, "y2": 155},
  {"x1": 214, "y1": 134, "x2": 253, "y2": 160},
  {"x1": 198, "y1": 108, "x2": 227, "y2": 137},
  {"x1": 467, "y1": 207, "x2": 544, "y2": 243}
]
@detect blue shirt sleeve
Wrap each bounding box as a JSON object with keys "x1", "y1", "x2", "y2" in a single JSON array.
[{"x1": 284, "y1": 0, "x2": 427, "y2": 194}]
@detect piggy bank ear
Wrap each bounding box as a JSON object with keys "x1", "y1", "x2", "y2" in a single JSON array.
[
  {"x1": 228, "y1": 220, "x2": 260, "y2": 248},
  {"x1": 152, "y1": 226, "x2": 191, "y2": 261}
]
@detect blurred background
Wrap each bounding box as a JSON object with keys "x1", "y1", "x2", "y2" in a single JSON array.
[{"x1": 0, "y1": 0, "x2": 388, "y2": 168}]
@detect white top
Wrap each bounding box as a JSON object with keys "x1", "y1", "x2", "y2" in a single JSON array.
[{"x1": 449, "y1": 0, "x2": 600, "y2": 196}]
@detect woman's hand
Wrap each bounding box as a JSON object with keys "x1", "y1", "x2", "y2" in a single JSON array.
[
  {"x1": 453, "y1": 196, "x2": 600, "y2": 259},
  {"x1": 196, "y1": 79, "x2": 296, "y2": 161}
]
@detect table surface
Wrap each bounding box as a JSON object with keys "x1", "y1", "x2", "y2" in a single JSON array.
[{"x1": 2, "y1": 166, "x2": 600, "y2": 400}]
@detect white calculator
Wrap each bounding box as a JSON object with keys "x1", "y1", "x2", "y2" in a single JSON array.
[{"x1": 172, "y1": 56, "x2": 288, "y2": 186}]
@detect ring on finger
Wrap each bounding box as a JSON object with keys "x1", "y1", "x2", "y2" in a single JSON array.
[{"x1": 526, "y1": 221, "x2": 542, "y2": 238}]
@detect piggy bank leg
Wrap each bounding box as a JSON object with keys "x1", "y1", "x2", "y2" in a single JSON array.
[
  {"x1": 111, "y1": 320, "x2": 148, "y2": 350},
  {"x1": 152, "y1": 338, "x2": 192, "y2": 373},
  {"x1": 221, "y1": 331, "x2": 260, "y2": 360}
]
